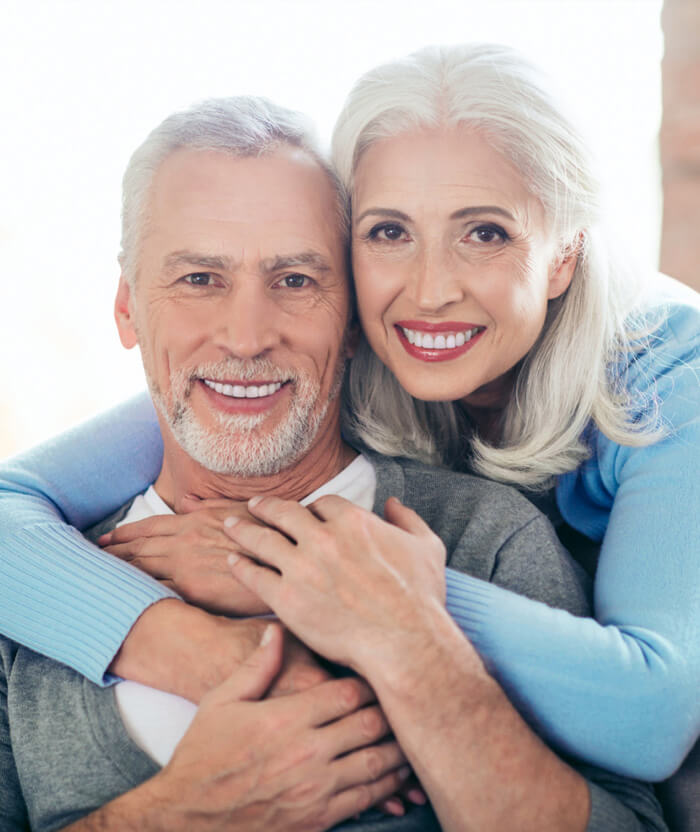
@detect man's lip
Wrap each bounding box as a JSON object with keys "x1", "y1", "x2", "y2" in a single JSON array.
[
  {"x1": 395, "y1": 320, "x2": 484, "y2": 332},
  {"x1": 394, "y1": 324, "x2": 485, "y2": 362}
]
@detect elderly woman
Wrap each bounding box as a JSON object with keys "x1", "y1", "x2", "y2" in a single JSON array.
[{"x1": 1, "y1": 42, "x2": 698, "y2": 820}]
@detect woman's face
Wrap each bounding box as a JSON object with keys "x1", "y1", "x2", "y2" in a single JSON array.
[{"x1": 351, "y1": 125, "x2": 576, "y2": 408}]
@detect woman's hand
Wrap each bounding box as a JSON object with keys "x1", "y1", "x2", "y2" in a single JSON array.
[
  {"x1": 224, "y1": 495, "x2": 447, "y2": 676},
  {"x1": 98, "y1": 499, "x2": 272, "y2": 615}
]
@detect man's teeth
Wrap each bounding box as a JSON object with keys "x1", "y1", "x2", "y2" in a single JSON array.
[
  {"x1": 203, "y1": 380, "x2": 283, "y2": 398},
  {"x1": 401, "y1": 327, "x2": 482, "y2": 349}
]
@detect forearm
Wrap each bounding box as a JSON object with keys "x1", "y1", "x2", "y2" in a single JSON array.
[
  {"x1": 110, "y1": 599, "x2": 269, "y2": 702},
  {"x1": 361, "y1": 606, "x2": 590, "y2": 832}
]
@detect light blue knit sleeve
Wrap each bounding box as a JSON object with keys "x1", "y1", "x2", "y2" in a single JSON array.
[
  {"x1": 0, "y1": 393, "x2": 170, "y2": 685},
  {"x1": 445, "y1": 296, "x2": 700, "y2": 781}
]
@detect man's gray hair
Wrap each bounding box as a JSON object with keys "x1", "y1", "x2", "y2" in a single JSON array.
[{"x1": 119, "y1": 96, "x2": 347, "y2": 284}]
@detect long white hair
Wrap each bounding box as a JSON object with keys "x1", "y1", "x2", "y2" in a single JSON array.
[{"x1": 333, "y1": 44, "x2": 662, "y2": 490}]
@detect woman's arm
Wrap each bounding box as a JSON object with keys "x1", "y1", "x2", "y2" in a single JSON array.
[
  {"x1": 444, "y1": 299, "x2": 700, "y2": 780},
  {"x1": 0, "y1": 393, "x2": 168, "y2": 684}
]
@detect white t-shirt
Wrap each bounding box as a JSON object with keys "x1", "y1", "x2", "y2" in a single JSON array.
[{"x1": 115, "y1": 454, "x2": 376, "y2": 766}]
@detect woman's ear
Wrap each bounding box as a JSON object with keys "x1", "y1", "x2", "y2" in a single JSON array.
[
  {"x1": 114, "y1": 276, "x2": 139, "y2": 349},
  {"x1": 547, "y1": 233, "x2": 583, "y2": 300}
]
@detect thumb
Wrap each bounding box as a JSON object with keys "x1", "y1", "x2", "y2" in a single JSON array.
[
  {"x1": 383, "y1": 496, "x2": 431, "y2": 536},
  {"x1": 214, "y1": 623, "x2": 284, "y2": 703}
]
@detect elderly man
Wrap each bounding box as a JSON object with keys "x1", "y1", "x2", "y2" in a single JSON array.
[{"x1": 0, "y1": 98, "x2": 665, "y2": 832}]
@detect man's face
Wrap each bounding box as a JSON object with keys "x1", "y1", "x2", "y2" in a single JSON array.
[{"x1": 115, "y1": 146, "x2": 352, "y2": 477}]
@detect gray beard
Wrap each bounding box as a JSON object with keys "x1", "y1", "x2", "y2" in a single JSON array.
[{"x1": 148, "y1": 356, "x2": 345, "y2": 477}]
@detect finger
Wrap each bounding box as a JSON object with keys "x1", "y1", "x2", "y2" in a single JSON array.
[
  {"x1": 208, "y1": 623, "x2": 283, "y2": 703},
  {"x1": 224, "y1": 516, "x2": 296, "y2": 571},
  {"x1": 377, "y1": 796, "x2": 406, "y2": 817},
  {"x1": 228, "y1": 553, "x2": 283, "y2": 606},
  {"x1": 332, "y1": 741, "x2": 407, "y2": 792},
  {"x1": 383, "y1": 497, "x2": 433, "y2": 537},
  {"x1": 298, "y1": 677, "x2": 376, "y2": 727},
  {"x1": 104, "y1": 545, "x2": 170, "y2": 577},
  {"x1": 100, "y1": 515, "x2": 180, "y2": 545},
  {"x1": 305, "y1": 494, "x2": 357, "y2": 521},
  {"x1": 321, "y1": 705, "x2": 391, "y2": 757},
  {"x1": 323, "y1": 765, "x2": 412, "y2": 827},
  {"x1": 245, "y1": 494, "x2": 318, "y2": 541}
]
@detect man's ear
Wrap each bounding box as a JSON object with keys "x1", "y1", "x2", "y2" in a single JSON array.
[
  {"x1": 114, "y1": 276, "x2": 138, "y2": 349},
  {"x1": 547, "y1": 235, "x2": 581, "y2": 300}
]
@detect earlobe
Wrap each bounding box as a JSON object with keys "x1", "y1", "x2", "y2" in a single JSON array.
[{"x1": 114, "y1": 276, "x2": 138, "y2": 349}]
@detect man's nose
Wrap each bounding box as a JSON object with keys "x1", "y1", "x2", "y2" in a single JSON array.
[
  {"x1": 410, "y1": 247, "x2": 465, "y2": 313},
  {"x1": 213, "y1": 281, "x2": 281, "y2": 358}
]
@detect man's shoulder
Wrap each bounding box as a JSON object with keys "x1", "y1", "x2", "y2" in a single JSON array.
[{"x1": 84, "y1": 496, "x2": 140, "y2": 542}]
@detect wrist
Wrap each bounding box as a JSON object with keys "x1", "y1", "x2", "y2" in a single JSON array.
[{"x1": 109, "y1": 599, "x2": 268, "y2": 702}]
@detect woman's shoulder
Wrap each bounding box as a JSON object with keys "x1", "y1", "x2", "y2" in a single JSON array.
[{"x1": 619, "y1": 275, "x2": 700, "y2": 402}]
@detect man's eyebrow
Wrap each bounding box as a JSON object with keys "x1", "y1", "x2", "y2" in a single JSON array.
[
  {"x1": 354, "y1": 206, "x2": 516, "y2": 224},
  {"x1": 163, "y1": 251, "x2": 237, "y2": 272},
  {"x1": 260, "y1": 251, "x2": 333, "y2": 275}
]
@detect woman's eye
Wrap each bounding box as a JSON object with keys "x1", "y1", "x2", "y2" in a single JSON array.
[
  {"x1": 183, "y1": 272, "x2": 214, "y2": 286},
  {"x1": 468, "y1": 224, "x2": 508, "y2": 245},
  {"x1": 277, "y1": 274, "x2": 310, "y2": 289},
  {"x1": 367, "y1": 223, "x2": 407, "y2": 242}
]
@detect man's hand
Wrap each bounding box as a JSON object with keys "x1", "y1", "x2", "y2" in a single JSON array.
[
  {"x1": 98, "y1": 499, "x2": 270, "y2": 615},
  {"x1": 66, "y1": 624, "x2": 411, "y2": 832},
  {"x1": 224, "y1": 495, "x2": 447, "y2": 675}
]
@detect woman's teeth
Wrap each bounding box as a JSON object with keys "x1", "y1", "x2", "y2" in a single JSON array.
[
  {"x1": 203, "y1": 380, "x2": 283, "y2": 398},
  {"x1": 400, "y1": 327, "x2": 482, "y2": 349}
]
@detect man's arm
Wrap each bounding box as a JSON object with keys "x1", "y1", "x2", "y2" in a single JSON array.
[{"x1": 62, "y1": 626, "x2": 409, "y2": 832}]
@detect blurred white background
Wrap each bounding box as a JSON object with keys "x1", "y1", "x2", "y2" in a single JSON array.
[{"x1": 0, "y1": 0, "x2": 663, "y2": 457}]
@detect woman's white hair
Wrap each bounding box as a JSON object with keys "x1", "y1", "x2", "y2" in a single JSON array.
[
  {"x1": 119, "y1": 95, "x2": 347, "y2": 284},
  {"x1": 333, "y1": 43, "x2": 661, "y2": 490}
]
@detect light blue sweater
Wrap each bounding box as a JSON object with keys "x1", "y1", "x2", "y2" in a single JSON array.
[{"x1": 1, "y1": 287, "x2": 698, "y2": 782}]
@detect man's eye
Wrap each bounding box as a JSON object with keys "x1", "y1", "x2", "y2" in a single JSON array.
[
  {"x1": 183, "y1": 273, "x2": 214, "y2": 286},
  {"x1": 468, "y1": 224, "x2": 509, "y2": 245},
  {"x1": 367, "y1": 223, "x2": 407, "y2": 242},
  {"x1": 277, "y1": 274, "x2": 310, "y2": 289}
]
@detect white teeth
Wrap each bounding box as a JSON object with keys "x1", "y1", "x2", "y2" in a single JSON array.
[
  {"x1": 401, "y1": 326, "x2": 482, "y2": 350},
  {"x1": 203, "y1": 379, "x2": 282, "y2": 398}
]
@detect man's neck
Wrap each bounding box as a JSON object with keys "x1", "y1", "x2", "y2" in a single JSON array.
[{"x1": 153, "y1": 422, "x2": 357, "y2": 512}]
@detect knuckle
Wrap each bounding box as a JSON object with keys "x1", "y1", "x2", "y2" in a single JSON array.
[
  {"x1": 336, "y1": 679, "x2": 361, "y2": 711},
  {"x1": 361, "y1": 707, "x2": 385, "y2": 740},
  {"x1": 363, "y1": 748, "x2": 382, "y2": 780}
]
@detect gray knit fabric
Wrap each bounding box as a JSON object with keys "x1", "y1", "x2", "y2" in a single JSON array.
[{"x1": 0, "y1": 452, "x2": 666, "y2": 831}]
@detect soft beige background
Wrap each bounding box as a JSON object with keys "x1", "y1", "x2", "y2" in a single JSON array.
[{"x1": 0, "y1": 0, "x2": 664, "y2": 458}]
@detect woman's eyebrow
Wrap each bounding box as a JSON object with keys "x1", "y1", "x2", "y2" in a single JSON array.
[
  {"x1": 354, "y1": 208, "x2": 411, "y2": 224},
  {"x1": 449, "y1": 206, "x2": 516, "y2": 222}
]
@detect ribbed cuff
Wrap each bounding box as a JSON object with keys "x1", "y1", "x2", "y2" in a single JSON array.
[{"x1": 0, "y1": 522, "x2": 178, "y2": 685}]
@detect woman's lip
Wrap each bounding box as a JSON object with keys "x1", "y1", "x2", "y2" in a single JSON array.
[
  {"x1": 395, "y1": 320, "x2": 483, "y2": 333},
  {"x1": 394, "y1": 324, "x2": 485, "y2": 362}
]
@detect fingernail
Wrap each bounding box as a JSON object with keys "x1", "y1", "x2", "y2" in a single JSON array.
[
  {"x1": 184, "y1": 493, "x2": 201, "y2": 501},
  {"x1": 398, "y1": 765, "x2": 411, "y2": 780},
  {"x1": 384, "y1": 798, "x2": 404, "y2": 816},
  {"x1": 224, "y1": 515, "x2": 239, "y2": 528},
  {"x1": 97, "y1": 533, "x2": 111, "y2": 544},
  {"x1": 261, "y1": 624, "x2": 274, "y2": 646},
  {"x1": 407, "y1": 788, "x2": 427, "y2": 805},
  {"x1": 248, "y1": 495, "x2": 263, "y2": 508},
  {"x1": 227, "y1": 553, "x2": 239, "y2": 567}
]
